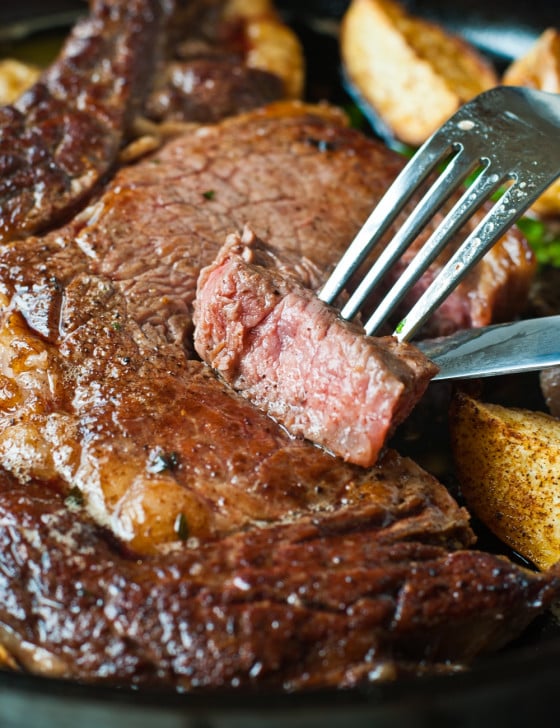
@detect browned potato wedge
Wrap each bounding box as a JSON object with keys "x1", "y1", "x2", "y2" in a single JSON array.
[
  {"x1": 503, "y1": 28, "x2": 560, "y2": 93},
  {"x1": 450, "y1": 392, "x2": 560, "y2": 570},
  {"x1": 503, "y1": 29, "x2": 560, "y2": 217},
  {"x1": 341, "y1": 0, "x2": 498, "y2": 146},
  {"x1": 224, "y1": 0, "x2": 305, "y2": 99},
  {"x1": 0, "y1": 59, "x2": 40, "y2": 105}
]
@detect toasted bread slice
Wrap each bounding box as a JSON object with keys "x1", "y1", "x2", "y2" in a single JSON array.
[
  {"x1": 341, "y1": 0, "x2": 498, "y2": 145},
  {"x1": 504, "y1": 29, "x2": 560, "y2": 217}
]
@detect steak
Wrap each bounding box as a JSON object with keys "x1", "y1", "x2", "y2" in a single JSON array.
[
  {"x1": 0, "y1": 472, "x2": 558, "y2": 689},
  {"x1": 0, "y1": 0, "x2": 166, "y2": 242},
  {"x1": 0, "y1": 77, "x2": 551, "y2": 686},
  {"x1": 0, "y1": 0, "x2": 298, "y2": 243},
  {"x1": 0, "y1": 274, "x2": 471, "y2": 553},
  {"x1": 194, "y1": 228, "x2": 438, "y2": 466},
  {"x1": 145, "y1": 59, "x2": 284, "y2": 123},
  {"x1": 0, "y1": 103, "x2": 535, "y2": 351}
]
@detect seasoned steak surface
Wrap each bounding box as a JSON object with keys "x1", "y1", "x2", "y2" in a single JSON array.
[
  {"x1": 0, "y1": 273, "x2": 471, "y2": 553},
  {"x1": 0, "y1": 0, "x2": 165, "y2": 242},
  {"x1": 0, "y1": 472, "x2": 557, "y2": 690},
  {"x1": 0, "y1": 103, "x2": 535, "y2": 350}
]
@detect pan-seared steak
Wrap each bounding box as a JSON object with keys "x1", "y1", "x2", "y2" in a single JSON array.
[
  {"x1": 194, "y1": 228, "x2": 438, "y2": 466},
  {"x1": 0, "y1": 274, "x2": 470, "y2": 553},
  {"x1": 0, "y1": 0, "x2": 165, "y2": 242},
  {"x1": 0, "y1": 0, "x2": 301, "y2": 243},
  {"x1": 0, "y1": 103, "x2": 536, "y2": 350},
  {"x1": 0, "y1": 95, "x2": 551, "y2": 687},
  {"x1": 0, "y1": 471, "x2": 557, "y2": 689}
]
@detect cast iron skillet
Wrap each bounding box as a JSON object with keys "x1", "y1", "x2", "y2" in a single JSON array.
[{"x1": 0, "y1": 2, "x2": 559, "y2": 726}]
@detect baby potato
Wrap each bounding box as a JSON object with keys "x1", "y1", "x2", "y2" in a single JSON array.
[
  {"x1": 449, "y1": 392, "x2": 560, "y2": 570},
  {"x1": 0, "y1": 59, "x2": 40, "y2": 105},
  {"x1": 503, "y1": 29, "x2": 560, "y2": 217},
  {"x1": 340, "y1": 0, "x2": 498, "y2": 145}
]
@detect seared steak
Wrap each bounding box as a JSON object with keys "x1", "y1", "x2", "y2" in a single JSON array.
[
  {"x1": 0, "y1": 0, "x2": 165, "y2": 242},
  {"x1": 0, "y1": 471, "x2": 558, "y2": 689},
  {"x1": 0, "y1": 273, "x2": 471, "y2": 553},
  {"x1": 146, "y1": 59, "x2": 284, "y2": 123},
  {"x1": 0, "y1": 103, "x2": 535, "y2": 350},
  {"x1": 0, "y1": 84, "x2": 550, "y2": 686},
  {"x1": 0, "y1": 0, "x2": 300, "y2": 243},
  {"x1": 194, "y1": 228, "x2": 438, "y2": 466}
]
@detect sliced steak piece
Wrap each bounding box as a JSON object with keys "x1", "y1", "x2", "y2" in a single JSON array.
[
  {"x1": 0, "y1": 475, "x2": 557, "y2": 689},
  {"x1": 0, "y1": 0, "x2": 166, "y2": 242},
  {"x1": 194, "y1": 229, "x2": 438, "y2": 466}
]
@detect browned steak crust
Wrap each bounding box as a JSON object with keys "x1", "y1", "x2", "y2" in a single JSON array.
[
  {"x1": 0, "y1": 274, "x2": 472, "y2": 553},
  {"x1": 0, "y1": 472, "x2": 557, "y2": 690},
  {"x1": 0, "y1": 101, "x2": 550, "y2": 689},
  {"x1": 0, "y1": 103, "x2": 535, "y2": 350},
  {"x1": 0, "y1": 0, "x2": 165, "y2": 242}
]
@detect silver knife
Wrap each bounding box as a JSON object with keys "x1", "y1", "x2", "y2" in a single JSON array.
[{"x1": 417, "y1": 315, "x2": 560, "y2": 381}]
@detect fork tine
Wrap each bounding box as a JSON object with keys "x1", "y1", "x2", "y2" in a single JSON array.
[
  {"x1": 318, "y1": 132, "x2": 453, "y2": 305},
  {"x1": 393, "y1": 175, "x2": 555, "y2": 342},
  {"x1": 339, "y1": 148, "x2": 483, "y2": 322},
  {"x1": 361, "y1": 163, "x2": 507, "y2": 336}
]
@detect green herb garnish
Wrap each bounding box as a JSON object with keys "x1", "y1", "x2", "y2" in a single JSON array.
[
  {"x1": 174, "y1": 512, "x2": 189, "y2": 541},
  {"x1": 517, "y1": 217, "x2": 560, "y2": 267},
  {"x1": 395, "y1": 318, "x2": 406, "y2": 334},
  {"x1": 202, "y1": 190, "x2": 215, "y2": 200},
  {"x1": 65, "y1": 486, "x2": 85, "y2": 508}
]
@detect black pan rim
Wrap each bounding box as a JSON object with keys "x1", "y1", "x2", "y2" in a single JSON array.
[{"x1": 0, "y1": 1, "x2": 558, "y2": 723}]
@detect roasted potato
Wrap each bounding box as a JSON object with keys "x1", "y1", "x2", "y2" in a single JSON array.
[
  {"x1": 503, "y1": 29, "x2": 560, "y2": 217},
  {"x1": 450, "y1": 391, "x2": 560, "y2": 570},
  {"x1": 0, "y1": 58, "x2": 40, "y2": 104},
  {"x1": 340, "y1": 0, "x2": 498, "y2": 146},
  {"x1": 224, "y1": 0, "x2": 305, "y2": 99}
]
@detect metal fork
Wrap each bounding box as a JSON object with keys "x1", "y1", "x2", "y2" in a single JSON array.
[{"x1": 318, "y1": 86, "x2": 560, "y2": 342}]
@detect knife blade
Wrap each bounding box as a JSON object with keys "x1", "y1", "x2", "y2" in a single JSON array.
[{"x1": 417, "y1": 315, "x2": 560, "y2": 381}]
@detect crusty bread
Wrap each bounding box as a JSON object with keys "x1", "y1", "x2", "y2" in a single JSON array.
[
  {"x1": 341, "y1": 0, "x2": 498, "y2": 146},
  {"x1": 504, "y1": 29, "x2": 560, "y2": 217}
]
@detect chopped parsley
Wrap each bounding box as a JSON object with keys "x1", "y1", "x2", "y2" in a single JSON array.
[
  {"x1": 65, "y1": 486, "x2": 85, "y2": 508},
  {"x1": 174, "y1": 512, "x2": 189, "y2": 541}
]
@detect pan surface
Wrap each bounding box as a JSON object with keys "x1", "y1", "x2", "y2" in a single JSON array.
[{"x1": 0, "y1": 1, "x2": 559, "y2": 726}]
